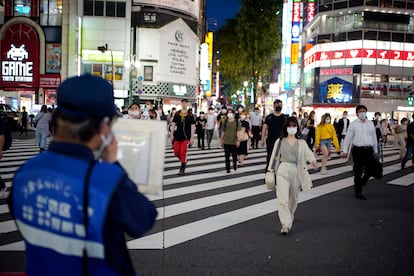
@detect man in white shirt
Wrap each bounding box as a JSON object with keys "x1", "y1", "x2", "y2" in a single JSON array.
[
  {"x1": 249, "y1": 107, "x2": 263, "y2": 149},
  {"x1": 342, "y1": 105, "x2": 378, "y2": 200},
  {"x1": 205, "y1": 107, "x2": 216, "y2": 149}
]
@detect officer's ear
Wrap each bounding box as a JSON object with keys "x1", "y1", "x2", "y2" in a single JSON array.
[{"x1": 98, "y1": 117, "x2": 111, "y2": 133}]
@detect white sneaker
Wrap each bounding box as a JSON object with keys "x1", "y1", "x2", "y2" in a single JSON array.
[
  {"x1": 321, "y1": 167, "x2": 328, "y2": 175},
  {"x1": 0, "y1": 188, "x2": 9, "y2": 199},
  {"x1": 281, "y1": 226, "x2": 289, "y2": 235}
]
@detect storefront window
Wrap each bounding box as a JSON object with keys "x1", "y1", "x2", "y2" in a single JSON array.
[
  {"x1": 14, "y1": 0, "x2": 31, "y2": 17},
  {"x1": 84, "y1": 0, "x2": 126, "y2": 17},
  {"x1": 40, "y1": 0, "x2": 63, "y2": 26},
  {"x1": 82, "y1": 63, "x2": 124, "y2": 81}
]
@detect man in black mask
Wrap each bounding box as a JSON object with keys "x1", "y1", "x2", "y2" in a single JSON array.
[{"x1": 261, "y1": 99, "x2": 287, "y2": 168}]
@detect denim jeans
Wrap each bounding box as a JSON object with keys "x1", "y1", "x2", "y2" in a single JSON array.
[
  {"x1": 36, "y1": 131, "x2": 48, "y2": 149},
  {"x1": 401, "y1": 145, "x2": 414, "y2": 168}
]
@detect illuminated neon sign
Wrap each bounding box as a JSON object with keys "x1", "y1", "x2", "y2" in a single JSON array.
[{"x1": 2, "y1": 44, "x2": 33, "y2": 82}]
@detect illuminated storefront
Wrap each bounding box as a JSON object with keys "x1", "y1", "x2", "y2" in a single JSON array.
[
  {"x1": 301, "y1": 1, "x2": 414, "y2": 120},
  {"x1": 0, "y1": 1, "x2": 63, "y2": 113}
]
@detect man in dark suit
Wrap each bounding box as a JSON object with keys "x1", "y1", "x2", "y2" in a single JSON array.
[{"x1": 335, "y1": 110, "x2": 350, "y2": 146}]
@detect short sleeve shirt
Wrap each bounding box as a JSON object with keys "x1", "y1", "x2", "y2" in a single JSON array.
[
  {"x1": 173, "y1": 110, "x2": 196, "y2": 141},
  {"x1": 223, "y1": 119, "x2": 241, "y2": 145},
  {"x1": 264, "y1": 113, "x2": 287, "y2": 143}
]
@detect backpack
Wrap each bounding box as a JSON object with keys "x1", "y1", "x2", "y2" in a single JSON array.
[{"x1": 1, "y1": 116, "x2": 12, "y2": 151}]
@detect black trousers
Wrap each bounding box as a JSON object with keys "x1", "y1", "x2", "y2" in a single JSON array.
[
  {"x1": 224, "y1": 144, "x2": 238, "y2": 172},
  {"x1": 197, "y1": 130, "x2": 205, "y2": 149},
  {"x1": 266, "y1": 138, "x2": 276, "y2": 170},
  {"x1": 251, "y1": 126, "x2": 261, "y2": 149},
  {"x1": 352, "y1": 146, "x2": 376, "y2": 195}
]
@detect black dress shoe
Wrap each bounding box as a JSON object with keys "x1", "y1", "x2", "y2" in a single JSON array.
[{"x1": 355, "y1": 194, "x2": 367, "y2": 200}]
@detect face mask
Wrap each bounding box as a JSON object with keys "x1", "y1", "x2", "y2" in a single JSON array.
[
  {"x1": 221, "y1": 110, "x2": 227, "y2": 114},
  {"x1": 146, "y1": 105, "x2": 151, "y2": 110},
  {"x1": 227, "y1": 113, "x2": 234, "y2": 119},
  {"x1": 287, "y1": 127, "x2": 297, "y2": 135},
  {"x1": 96, "y1": 131, "x2": 113, "y2": 159},
  {"x1": 275, "y1": 106, "x2": 282, "y2": 112},
  {"x1": 129, "y1": 110, "x2": 140, "y2": 116},
  {"x1": 209, "y1": 111, "x2": 214, "y2": 114},
  {"x1": 358, "y1": 112, "x2": 366, "y2": 120},
  {"x1": 238, "y1": 108, "x2": 243, "y2": 113},
  {"x1": 240, "y1": 115, "x2": 246, "y2": 120},
  {"x1": 255, "y1": 112, "x2": 260, "y2": 115},
  {"x1": 376, "y1": 116, "x2": 381, "y2": 120},
  {"x1": 325, "y1": 119, "x2": 331, "y2": 123}
]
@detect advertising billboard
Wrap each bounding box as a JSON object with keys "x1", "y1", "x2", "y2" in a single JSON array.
[
  {"x1": 158, "y1": 18, "x2": 198, "y2": 86},
  {"x1": 133, "y1": 0, "x2": 200, "y2": 19},
  {"x1": 319, "y1": 77, "x2": 352, "y2": 103},
  {"x1": 1, "y1": 24, "x2": 39, "y2": 88}
]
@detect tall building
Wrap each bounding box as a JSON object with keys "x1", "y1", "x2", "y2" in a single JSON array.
[
  {"x1": 301, "y1": 0, "x2": 414, "y2": 120},
  {"x1": 0, "y1": 0, "x2": 203, "y2": 113},
  {"x1": 0, "y1": 0, "x2": 66, "y2": 111}
]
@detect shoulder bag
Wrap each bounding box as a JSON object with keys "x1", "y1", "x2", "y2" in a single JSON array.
[{"x1": 265, "y1": 138, "x2": 283, "y2": 190}]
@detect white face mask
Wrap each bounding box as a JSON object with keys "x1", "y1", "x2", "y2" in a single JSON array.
[
  {"x1": 358, "y1": 112, "x2": 366, "y2": 120},
  {"x1": 240, "y1": 115, "x2": 246, "y2": 120},
  {"x1": 227, "y1": 113, "x2": 234, "y2": 119},
  {"x1": 325, "y1": 119, "x2": 331, "y2": 123},
  {"x1": 129, "y1": 110, "x2": 140, "y2": 116},
  {"x1": 96, "y1": 131, "x2": 113, "y2": 159},
  {"x1": 287, "y1": 127, "x2": 297, "y2": 135}
]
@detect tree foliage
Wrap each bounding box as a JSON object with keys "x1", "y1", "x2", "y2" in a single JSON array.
[{"x1": 216, "y1": 0, "x2": 282, "y2": 104}]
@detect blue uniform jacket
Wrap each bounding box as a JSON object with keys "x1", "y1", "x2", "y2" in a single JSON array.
[{"x1": 9, "y1": 141, "x2": 157, "y2": 275}]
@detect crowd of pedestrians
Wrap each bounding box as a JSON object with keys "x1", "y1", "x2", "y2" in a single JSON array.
[
  {"x1": 2, "y1": 83, "x2": 414, "y2": 270},
  {"x1": 181, "y1": 100, "x2": 413, "y2": 236}
]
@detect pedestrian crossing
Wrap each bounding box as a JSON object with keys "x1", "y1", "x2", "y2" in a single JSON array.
[{"x1": 0, "y1": 138, "x2": 413, "y2": 252}]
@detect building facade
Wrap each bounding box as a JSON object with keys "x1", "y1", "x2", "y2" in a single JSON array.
[
  {"x1": 0, "y1": 0, "x2": 202, "y2": 114},
  {"x1": 301, "y1": 0, "x2": 414, "y2": 120}
]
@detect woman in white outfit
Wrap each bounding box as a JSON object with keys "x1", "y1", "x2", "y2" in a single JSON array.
[
  {"x1": 34, "y1": 105, "x2": 52, "y2": 152},
  {"x1": 273, "y1": 117, "x2": 318, "y2": 235}
]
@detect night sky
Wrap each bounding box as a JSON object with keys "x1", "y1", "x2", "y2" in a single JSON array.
[{"x1": 206, "y1": 0, "x2": 241, "y2": 31}]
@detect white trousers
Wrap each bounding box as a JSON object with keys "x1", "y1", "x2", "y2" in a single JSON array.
[{"x1": 276, "y1": 162, "x2": 300, "y2": 229}]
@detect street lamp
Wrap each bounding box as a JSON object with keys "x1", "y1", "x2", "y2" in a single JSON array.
[
  {"x1": 97, "y1": 43, "x2": 114, "y2": 85},
  {"x1": 126, "y1": 55, "x2": 140, "y2": 105},
  {"x1": 243, "y1": 81, "x2": 248, "y2": 107}
]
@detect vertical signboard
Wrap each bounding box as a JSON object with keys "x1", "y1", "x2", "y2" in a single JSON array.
[
  {"x1": 306, "y1": 0, "x2": 316, "y2": 25},
  {"x1": 291, "y1": 0, "x2": 301, "y2": 65},
  {"x1": 205, "y1": 32, "x2": 213, "y2": 97}
]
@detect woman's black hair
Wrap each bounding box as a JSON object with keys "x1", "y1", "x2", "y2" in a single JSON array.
[
  {"x1": 281, "y1": 116, "x2": 301, "y2": 139},
  {"x1": 129, "y1": 103, "x2": 140, "y2": 109}
]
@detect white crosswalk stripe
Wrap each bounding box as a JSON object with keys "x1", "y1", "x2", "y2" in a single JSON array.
[{"x1": 0, "y1": 138, "x2": 413, "y2": 251}]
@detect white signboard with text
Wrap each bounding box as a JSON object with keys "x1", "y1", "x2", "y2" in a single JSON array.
[
  {"x1": 113, "y1": 119, "x2": 167, "y2": 195},
  {"x1": 158, "y1": 18, "x2": 199, "y2": 86}
]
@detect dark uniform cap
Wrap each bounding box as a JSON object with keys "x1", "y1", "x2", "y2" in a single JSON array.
[{"x1": 56, "y1": 74, "x2": 121, "y2": 119}]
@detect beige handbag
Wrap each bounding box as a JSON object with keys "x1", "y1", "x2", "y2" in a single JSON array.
[{"x1": 265, "y1": 138, "x2": 282, "y2": 190}]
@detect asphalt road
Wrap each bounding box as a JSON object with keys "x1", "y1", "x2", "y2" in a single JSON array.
[{"x1": 0, "y1": 134, "x2": 413, "y2": 275}]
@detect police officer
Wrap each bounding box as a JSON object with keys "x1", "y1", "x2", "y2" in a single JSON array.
[{"x1": 9, "y1": 74, "x2": 157, "y2": 275}]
